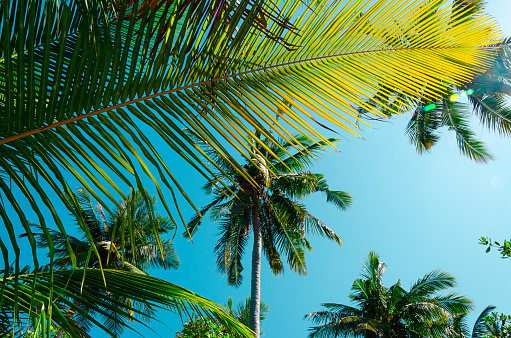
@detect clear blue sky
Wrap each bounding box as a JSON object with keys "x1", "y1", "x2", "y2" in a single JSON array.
[{"x1": 5, "y1": 1, "x2": 511, "y2": 337}]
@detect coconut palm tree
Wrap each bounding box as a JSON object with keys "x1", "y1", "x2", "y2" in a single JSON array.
[
  {"x1": 21, "y1": 188, "x2": 179, "y2": 336},
  {"x1": 1, "y1": 0, "x2": 502, "y2": 334},
  {"x1": 186, "y1": 131, "x2": 351, "y2": 337},
  {"x1": 305, "y1": 251, "x2": 473, "y2": 338},
  {"x1": 25, "y1": 188, "x2": 179, "y2": 272}
]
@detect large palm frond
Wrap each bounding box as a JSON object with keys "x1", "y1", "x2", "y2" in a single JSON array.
[
  {"x1": 0, "y1": 267, "x2": 253, "y2": 338},
  {"x1": 2, "y1": 0, "x2": 501, "y2": 247}
]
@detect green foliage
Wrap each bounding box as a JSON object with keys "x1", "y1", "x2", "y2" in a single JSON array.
[
  {"x1": 0, "y1": 0, "x2": 502, "y2": 335},
  {"x1": 305, "y1": 251, "x2": 473, "y2": 338},
  {"x1": 186, "y1": 132, "x2": 351, "y2": 285},
  {"x1": 360, "y1": 1, "x2": 509, "y2": 163},
  {"x1": 483, "y1": 312, "x2": 511, "y2": 338},
  {"x1": 175, "y1": 297, "x2": 268, "y2": 338},
  {"x1": 176, "y1": 318, "x2": 235, "y2": 338},
  {"x1": 20, "y1": 188, "x2": 180, "y2": 337},
  {"x1": 24, "y1": 188, "x2": 179, "y2": 272},
  {"x1": 23, "y1": 325, "x2": 72, "y2": 338},
  {"x1": 479, "y1": 237, "x2": 511, "y2": 258},
  {"x1": 0, "y1": 268, "x2": 253, "y2": 338}
]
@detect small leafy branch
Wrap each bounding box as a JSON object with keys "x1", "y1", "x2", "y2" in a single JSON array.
[{"x1": 479, "y1": 237, "x2": 511, "y2": 258}]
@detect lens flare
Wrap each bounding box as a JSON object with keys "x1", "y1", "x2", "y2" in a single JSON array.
[
  {"x1": 450, "y1": 94, "x2": 460, "y2": 102},
  {"x1": 466, "y1": 88, "x2": 474, "y2": 95},
  {"x1": 424, "y1": 103, "x2": 436, "y2": 112}
]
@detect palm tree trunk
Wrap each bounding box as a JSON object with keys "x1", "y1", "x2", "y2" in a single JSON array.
[{"x1": 249, "y1": 203, "x2": 262, "y2": 338}]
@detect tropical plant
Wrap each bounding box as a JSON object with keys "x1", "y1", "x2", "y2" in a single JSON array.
[
  {"x1": 481, "y1": 312, "x2": 511, "y2": 338},
  {"x1": 1, "y1": 0, "x2": 502, "y2": 334},
  {"x1": 20, "y1": 188, "x2": 179, "y2": 336},
  {"x1": 404, "y1": 36, "x2": 511, "y2": 163},
  {"x1": 186, "y1": 131, "x2": 351, "y2": 337},
  {"x1": 449, "y1": 305, "x2": 511, "y2": 338},
  {"x1": 225, "y1": 297, "x2": 269, "y2": 331},
  {"x1": 24, "y1": 188, "x2": 179, "y2": 272},
  {"x1": 358, "y1": 0, "x2": 511, "y2": 163},
  {"x1": 175, "y1": 297, "x2": 269, "y2": 337},
  {"x1": 305, "y1": 251, "x2": 473, "y2": 338},
  {"x1": 0, "y1": 266, "x2": 253, "y2": 338},
  {"x1": 479, "y1": 237, "x2": 511, "y2": 259},
  {"x1": 175, "y1": 317, "x2": 233, "y2": 338}
]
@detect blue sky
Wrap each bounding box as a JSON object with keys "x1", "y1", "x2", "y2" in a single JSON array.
[{"x1": 4, "y1": 1, "x2": 511, "y2": 337}]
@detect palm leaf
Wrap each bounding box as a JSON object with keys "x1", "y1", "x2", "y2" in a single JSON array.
[
  {"x1": 443, "y1": 100, "x2": 494, "y2": 163},
  {"x1": 472, "y1": 305, "x2": 497, "y2": 338},
  {"x1": 0, "y1": 268, "x2": 254, "y2": 337}
]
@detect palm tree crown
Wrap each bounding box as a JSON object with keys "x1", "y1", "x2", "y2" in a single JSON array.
[
  {"x1": 22, "y1": 188, "x2": 180, "y2": 336},
  {"x1": 185, "y1": 131, "x2": 352, "y2": 337},
  {"x1": 26, "y1": 188, "x2": 179, "y2": 272},
  {"x1": 305, "y1": 251, "x2": 473, "y2": 338}
]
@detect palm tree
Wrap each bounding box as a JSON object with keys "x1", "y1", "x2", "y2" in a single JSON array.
[
  {"x1": 186, "y1": 131, "x2": 351, "y2": 337},
  {"x1": 305, "y1": 251, "x2": 473, "y2": 338},
  {"x1": 226, "y1": 297, "x2": 270, "y2": 332},
  {"x1": 1, "y1": 0, "x2": 502, "y2": 333},
  {"x1": 26, "y1": 188, "x2": 179, "y2": 272},
  {"x1": 21, "y1": 188, "x2": 179, "y2": 336}
]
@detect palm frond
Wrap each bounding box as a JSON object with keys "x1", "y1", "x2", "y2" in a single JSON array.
[
  {"x1": 443, "y1": 100, "x2": 494, "y2": 163},
  {"x1": 214, "y1": 215, "x2": 249, "y2": 287},
  {"x1": 472, "y1": 305, "x2": 497, "y2": 338},
  {"x1": 406, "y1": 104, "x2": 444, "y2": 154},
  {"x1": 0, "y1": 268, "x2": 253, "y2": 337}
]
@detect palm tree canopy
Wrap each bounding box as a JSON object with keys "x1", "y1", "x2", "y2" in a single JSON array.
[
  {"x1": 23, "y1": 188, "x2": 179, "y2": 272},
  {"x1": 186, "y1": 132, "x2": 351, "y2": 286},
  {"x1": 305, "y1": 251, "x2": 473, "y2": 338}
]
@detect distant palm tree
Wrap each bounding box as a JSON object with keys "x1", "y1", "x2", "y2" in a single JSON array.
[
  {"x1": 27, "y1": 188, "x2": 179, "y2": 272},
  {"x1": 305, "y1": 251, "x2": 473, "y2": 338},
  {"x1": 186, "y1": 132, "x2": 352, "y2": 337},
  {"x1": 23, "y1": 188, "x2": 179, "y2": 336}
]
